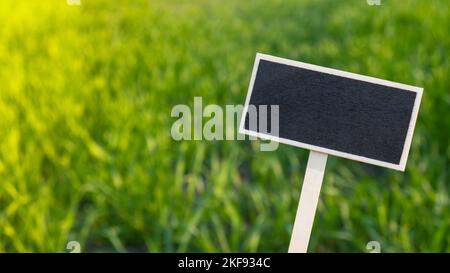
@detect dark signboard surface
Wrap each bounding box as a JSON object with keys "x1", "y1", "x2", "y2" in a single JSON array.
[{"x1": 240, "y1": 54, "x2": 423, "y2": 171}]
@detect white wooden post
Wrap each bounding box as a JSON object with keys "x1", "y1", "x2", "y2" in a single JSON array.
[{"x1": 288, "y1": 151, "x2": 328, "y2": 253}]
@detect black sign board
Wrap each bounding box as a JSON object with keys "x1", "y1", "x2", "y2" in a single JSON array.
[{"x1": 239, "y1": 53, "x2": 423, "y2": 171}]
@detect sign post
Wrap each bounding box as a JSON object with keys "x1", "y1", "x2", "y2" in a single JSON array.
[
  {"x1": 288, "y1": 151, "x2": 327, "y2": 253},
  {"x1": 239, "y1": 53, "x2": 423, "y2": 253},
  {"x1": 288, "y1": 151, "x2": 328, "y2": 253}
]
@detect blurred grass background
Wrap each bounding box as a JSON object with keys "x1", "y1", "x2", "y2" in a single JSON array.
[{"x1": 0, "y1": 0, "x2": 448, "y2": 252}]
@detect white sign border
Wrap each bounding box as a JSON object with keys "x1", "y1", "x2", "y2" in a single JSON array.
[{"x1": 238, "y1": 53, "x2": 424, "y2": 171}]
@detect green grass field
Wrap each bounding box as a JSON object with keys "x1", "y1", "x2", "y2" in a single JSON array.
[{"x1": 0, "y1": 0, "x2": 448, "y2": 252}]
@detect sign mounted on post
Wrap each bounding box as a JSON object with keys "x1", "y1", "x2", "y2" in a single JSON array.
[{"x1": 238, "y1": 53, "x2": 423, "y2": 252}]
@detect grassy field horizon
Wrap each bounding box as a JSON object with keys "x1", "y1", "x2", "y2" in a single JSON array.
[{"x1": 0, "y1": 0, "x2": 448, "y2": 252}]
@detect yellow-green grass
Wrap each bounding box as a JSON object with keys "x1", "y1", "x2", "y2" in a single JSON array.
[{"x1": 0, "y1": 0, "x2": 448, "y2": 252}]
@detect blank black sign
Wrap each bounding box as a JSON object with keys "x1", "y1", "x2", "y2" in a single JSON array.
[{"x1": 239, "y1": 54, "x2": 423, "y2": 171}]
